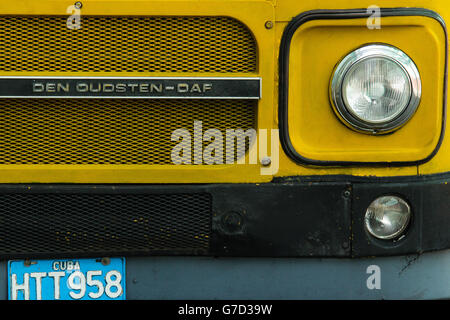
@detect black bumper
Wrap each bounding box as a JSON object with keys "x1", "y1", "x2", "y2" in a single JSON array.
[{"x1": 1, "y1": 173, "x2": 450, "y2": 259}]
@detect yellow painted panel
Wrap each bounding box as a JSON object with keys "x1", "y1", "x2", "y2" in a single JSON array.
[
  {"x1": 271, "y1": 1, "x2": 450, "y2": 179},
  {"x1": 0, "y1": 0, "x2": 450, "y2": 181},
  {"x1": 287, "y1": 17, "x2": 445, "y2": 163},
  {"x1": 0, "y1": 0, "x2": 276, "y2": 183}
]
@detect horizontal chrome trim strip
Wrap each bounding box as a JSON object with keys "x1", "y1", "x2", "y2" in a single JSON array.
[{"x1": 0, "y1": 77, "x2": 262, "y2": 99}]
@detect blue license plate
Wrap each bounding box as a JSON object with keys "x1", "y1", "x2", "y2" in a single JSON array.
[{"x1": 8, "y1": 257, "x2": 126, "y2": 300}]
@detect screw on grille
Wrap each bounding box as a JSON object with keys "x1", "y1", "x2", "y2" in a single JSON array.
[{"x1": 74, "y1": 1, "x2": 82, "y2": 9}]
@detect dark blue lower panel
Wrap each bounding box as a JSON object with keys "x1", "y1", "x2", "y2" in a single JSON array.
[
  {"x1": 3, "y1": 252, "x2": 446, "y2": 300},
  {"x1": 126, "y1": 249, "x2": 450, "y2": 299},
  {"x1": 2, "y1": 249, "x2": 449, "y2": 299}
]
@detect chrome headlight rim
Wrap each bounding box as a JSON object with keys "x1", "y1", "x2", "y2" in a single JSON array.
[
  {"x1": 330, "y1": 43, "x2": 422, "y2": 134},
  {"x1": 364, "y1": 195, "x2": 412, "y2": 241}
]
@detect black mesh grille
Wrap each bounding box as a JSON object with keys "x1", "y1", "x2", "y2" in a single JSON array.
[
  {"x1": 0, "y1": 99, "x2": 256, "y2": 165},
  {"x1": 0, "y1": 15, "x2": 256, "y2": 73},
  {"x1": 0, "y1": 192, "x2": 211, "y2": 258}
]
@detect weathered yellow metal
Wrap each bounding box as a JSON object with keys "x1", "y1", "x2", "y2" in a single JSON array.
[
  {"x1": 0, "y1": 0, "x2": 448, "y2": 182},
  {"x1": 275, "y1": 0, "x2": 450, "y2": 178},
  {"x1": 0, "y1": 0, "x2": 274, "y2": 183},
  {"x1": 286, "y1": 17, "x2": 445, "y2": 163}
]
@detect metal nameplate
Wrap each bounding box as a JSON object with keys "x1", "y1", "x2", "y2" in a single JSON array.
[{"x1": 0, "y1": 77, "x2": 261, "y2": 99}]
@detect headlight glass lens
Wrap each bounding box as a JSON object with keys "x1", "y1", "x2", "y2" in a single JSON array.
[
  {"x1": 331, "y1": 44, "x2": 421, "y2": 133},
  {"x1": 365, "y1": 195, "x2": 411, "y2": 240},
  {"x1": 342, "y1": 57, "x2": 411, "y2": 124}
]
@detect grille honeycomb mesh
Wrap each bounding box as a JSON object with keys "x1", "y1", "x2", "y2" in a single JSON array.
[
  {"x1": 0, "y1": 99, "x2": 256, "y2": 165},
  {"x1": 0, "y1": 15, "x2": 256, "y2": 73},
  {"x1": 0, "y1": 192, "x2": 211, "y2": 256}
]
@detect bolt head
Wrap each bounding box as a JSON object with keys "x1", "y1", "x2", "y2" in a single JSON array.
[
  {"x1": 265, "y1": 21, "x2": 273, "y2": 29},
  {"x1": 261, "y1": 156, "x2": 271, "y2": 166},
  {"x1": 221, "y1": 212, "x2": 244, "y2": 234}
]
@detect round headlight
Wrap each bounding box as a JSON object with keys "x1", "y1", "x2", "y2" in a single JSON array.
[
  {"x1": 330, "y1": 44, "x2": 421, "y2": 134},
  {"x1": 365, "y1": 195, "x2": 411, "y2": 240}
]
